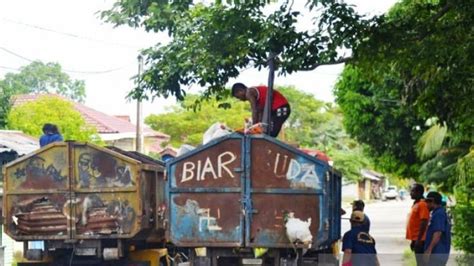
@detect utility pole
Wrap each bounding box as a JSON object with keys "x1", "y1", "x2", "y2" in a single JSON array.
[
  {"x1": 136, "y1": 54, "x2": 144, "y2": 153},
  {"x1": 262, "y1": 52, "x2": 276, "y2": 135}
]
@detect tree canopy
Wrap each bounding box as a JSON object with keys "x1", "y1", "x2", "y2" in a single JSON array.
[
  {"x1": 145, "y1": 93, "x2": 250, "y2": 147},
  {"x1": 334, "y1": 0, "x2": 473, "y2": 252},
  {"x1": 7, "y1": 96, "x2": 99, "y2": 142},
  {"x1": 0, "y1": 61, "x2": 86, "y2": 128},
  {"x1": 101, "y1": 0, "x2": 374, "y2": 101},
  {"x1": 336, "y1": 0, "x2": 473, "y2": 184}
]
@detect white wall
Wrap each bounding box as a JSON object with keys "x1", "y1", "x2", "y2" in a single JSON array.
[{"x1": 1, "y1": 228, "x2": 14, "y2": 266}]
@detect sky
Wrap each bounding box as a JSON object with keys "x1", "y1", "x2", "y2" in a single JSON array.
[{"x1": 0, "y1": 0, "x2": 398, "y2": 122}]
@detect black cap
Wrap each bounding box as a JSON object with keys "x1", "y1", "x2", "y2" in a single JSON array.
[
  {"x1": 426, "y1": 191, "x2": 442, "y2": 205},
  {"x1": 352, "y1": 200, "x2": 365, "y2": 211}
]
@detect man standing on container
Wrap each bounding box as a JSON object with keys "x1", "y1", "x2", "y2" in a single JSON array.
[
  {"x1": 424, "y1": 191, "x2": 451, "y2": 266},
  {"x1": 231, "y1": 83, "x2": 290, "y2": 137},
  {"x1": 406, "y1": 183, "x2": 430, "y2": 266}
]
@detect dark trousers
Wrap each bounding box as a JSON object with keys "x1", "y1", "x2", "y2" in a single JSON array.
[
  {"x1": 269, "y1": 104, "x2": 291, "y2": 137},
  {"x1": 411, "y1": 240, "x2": 426, "y2": 266}
]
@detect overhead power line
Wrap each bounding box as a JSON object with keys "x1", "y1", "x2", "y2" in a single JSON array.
[
  {"x1": 0, "y1": 46, "x2": 131, "y2": 75},
  {"x1": 1, "y1": 17, "x2": 142, "y2": 50}
]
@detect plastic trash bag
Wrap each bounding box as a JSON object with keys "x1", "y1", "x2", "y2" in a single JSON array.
[
  {"x1": 285, "y1": 212, "x2": 313, "y2": 247},
  {"x1": 202, "y1": 122, "x2": 232, "y2": 145},
  {"x1": 177, "y1": 144, "x2": 195, "y2": 156}
]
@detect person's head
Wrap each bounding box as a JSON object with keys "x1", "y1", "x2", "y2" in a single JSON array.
[
  {"x1": 42, "y1": 123, "x2": 54, "y2": 135},
  {"x1": 350, "y1": 210, "x2": 365, "y2": 226},
  {"x1": 352, "y1": 200, "x2": 365, "y2": 211},
  {"x1": 426, "y1": 191, "x2": 442, "y2": 211},
  {"x1": 231, "y1": 82, "x2": 248, "y2": 101},
  {"x1": 51, "y1": 124, "x2": 60, "y2": 134},
  {"x1": 410, "y1": 183, "x2": 425, "y2": 200}
]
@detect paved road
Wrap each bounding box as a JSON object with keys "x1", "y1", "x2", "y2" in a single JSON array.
[{"x1": 342, "y1": 199, "x2": 413, "y2": 265}]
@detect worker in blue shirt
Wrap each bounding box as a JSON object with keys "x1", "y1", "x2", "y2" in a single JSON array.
[
  {"x1": 424, "y1": 191, "x2": 451, "y2": 266},
  {"x1": 352, "y1": 200, "x2": 371, "y2": 232},
  {"x1": 39, "y1": 123, "x2": 63, "y2": 147},
  {"x1": 342, "y1": 211, "x2": 380, "y2": 266}
]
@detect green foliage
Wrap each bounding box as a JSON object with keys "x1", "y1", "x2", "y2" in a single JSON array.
[
  {"x1": 7, "y1": 96, "x2": 100, "y2": 142},
  {"x1": 0, "y1": 61, "x2": 86, "y2": 128},
  {"x1": 330, "y1": 148, "x2": 371, "y2": 182},
  {"x1": 355, "y1": 0, "x2": 474, "y2": 140},
  {"x1": 277, "y1": 87, "x2": 327, "y2": 147},
  {"x1": 145, "y1": 94, "x2": 250, "y2": 147},
  {"x1": 336, "y1": 0, "x2": 473, "y2": 180},
  {"x1": 335, "y1": 65, "x2": 425, "y2": 177},
  {"x1": 416, "y1": 123, "x2": 448, "y2": 160},
  {"x1": 101, "y1": 0, "x2": 374, "y2": 101},
  {"x1": 452, "y1": 148, "x2": 474, "y2": 254}
]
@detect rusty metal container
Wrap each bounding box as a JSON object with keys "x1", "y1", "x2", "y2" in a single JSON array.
[
  {"x1": 166, "y1": 134, "x2": 341, "y2": 250},
  {"x1": 2, "y1": 142, "x2": 164, "y2": 242}
]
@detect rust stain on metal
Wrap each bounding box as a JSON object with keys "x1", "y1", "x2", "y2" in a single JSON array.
[
  {"x1": 250, "y1": 139, "x2": 293, "y2": 189},
  {"x1": 173, "y1": 139, "x2": 242, "y2": 188},
  {"x1": 75, "y1": 194, "x2": 136, "y2": 236},
  {"x1": 13, "y1": 197, "x2": 67, "y2": 235}
]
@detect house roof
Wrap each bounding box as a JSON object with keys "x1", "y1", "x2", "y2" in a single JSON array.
[
  {"x1": 12, "y1": 94, "x2": 169, "y2": 139},
  {"x1": 0, "y1": 130, "x2": 39, "y2": 155},
  {"x1": 360, "y1": 169, "x2": 384, "y2": 181}
]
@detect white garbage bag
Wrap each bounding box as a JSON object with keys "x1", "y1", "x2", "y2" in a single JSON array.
[
  {"x1": 177, "y1": 144, "x2": 196, "y2": 156},
  {"x1": 285, "y1": 212, "x2": 313, "y2": 247},
  {"x1": 202, "y1": 122, "x2": 232, "y2": 145}
]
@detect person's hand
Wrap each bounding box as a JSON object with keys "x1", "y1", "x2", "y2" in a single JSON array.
[
  {"x1": 410, "y1": 241, "x2": 415, "y2": 251},
  {"x1": 423, "y1": 249, "x2": 431, "y2": 264}
]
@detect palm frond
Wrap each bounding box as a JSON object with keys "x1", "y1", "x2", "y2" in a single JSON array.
[{"x1": 417, "y1": 123, "x2": 447, "y2": 160}]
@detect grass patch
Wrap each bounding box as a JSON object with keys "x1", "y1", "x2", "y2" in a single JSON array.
[
  {"x1": 12, "y1": 250, "x2": 23, "y2": 266},
  {"x1": 402, "y1": 248, "x2": 416, "y2": 266}
]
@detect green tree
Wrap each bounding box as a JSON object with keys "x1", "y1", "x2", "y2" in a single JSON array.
[
  {"x1": 0, "y1": 61, "x2": 86, "y2": 128},
  {"x1": 101, "y1": 0, "x2": 374, "y2": 101},
  {"x1": 354, "y1": 0, "x2": 473, "y2": 140},
  {"x1": 335, "y1": 65, "x2": 425, "y2": 177},
  {"x1": 145, "y1": 86, "x2": 330, "y2": 147},
  {"x1": 145, "y1": 94, "x2": 250, "y2": 147},
  {"x1": 7, "y1": 96, "x2": 99, "y2": 142},
  {"x1": 452, "y1": 149, "x2": 474, "y2": 254},
  {"x1": 334, "y1": 0, "x2": 473, "y2": 252},
  {"x1": 277, "y1": 87, "x2": 327, "y2": 147}
]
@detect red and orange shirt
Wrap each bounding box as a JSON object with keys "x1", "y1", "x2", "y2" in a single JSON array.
[{"x1": 406, "y1": 199, "x2": 430, "y2": 241}]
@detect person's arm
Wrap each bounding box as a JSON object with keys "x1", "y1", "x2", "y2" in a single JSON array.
[
  {"x1": 246, "y1": 88, "x2": 260, "y2": 123},
  {"x1": 416, "y1": 219, "x2": 428, "y2": 245},
  {"x1": 375, "y1": 255, "x2": 381, "y2": 266},
  {"x1": 342, "y1": 249, "x2": 352, "y2": 266},
  {"x1": 424, "y1": 231, "x2": 442, "y2": 264},
  {"x1": 425, "y1": 231, "x2": 442, "y2": 253}
]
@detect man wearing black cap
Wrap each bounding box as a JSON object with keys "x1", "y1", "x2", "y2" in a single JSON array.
[
  {"x1": 342, "y1": 211, "x2": 380, "y2": 266},
  {"x1": 424, "y1": 191, "x2": 451, "y2": 266}
]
